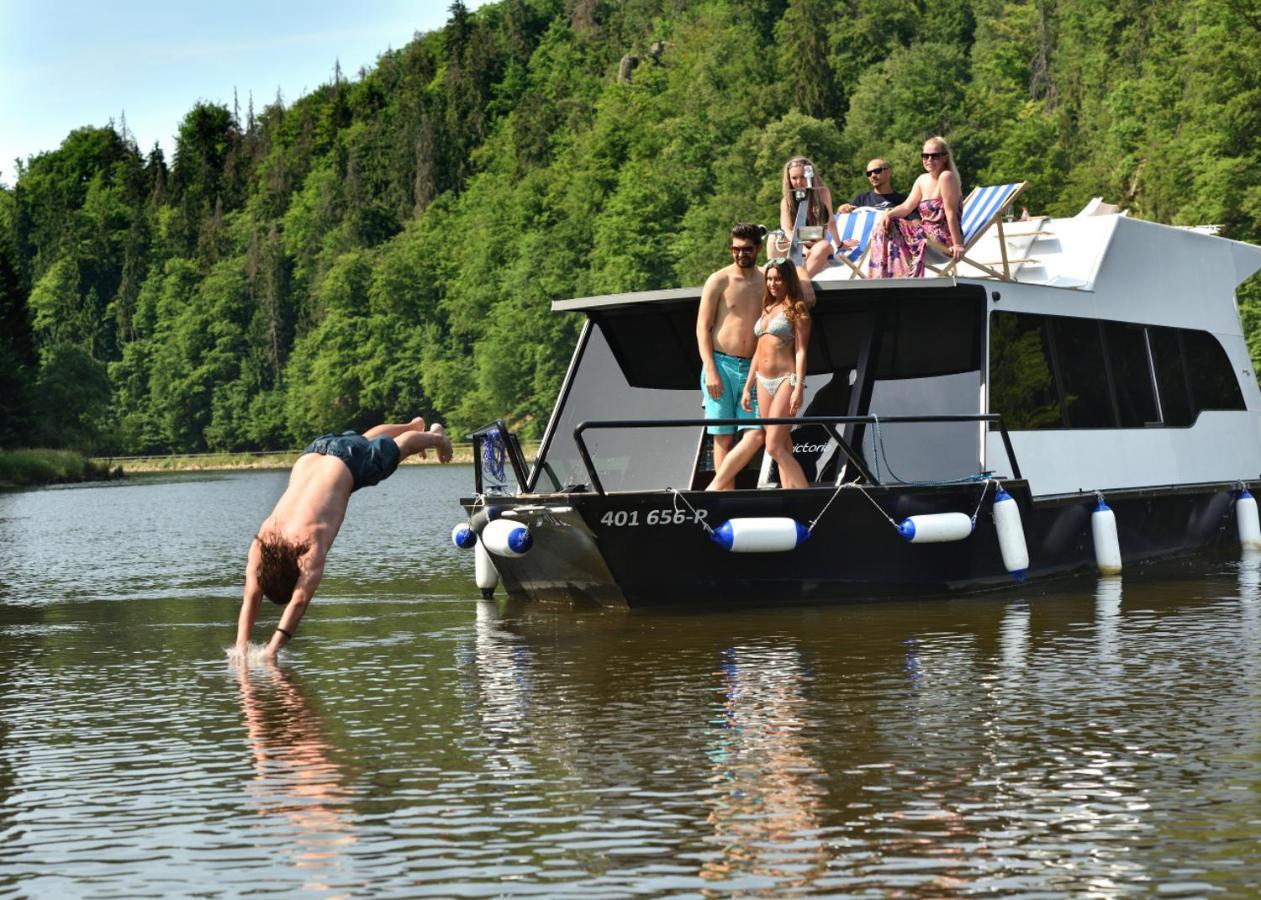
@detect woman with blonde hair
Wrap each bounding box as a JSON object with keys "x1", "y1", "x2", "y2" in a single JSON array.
[
  {"x1": 777, "y1": 156, "x2": 846, "y2": 278},
  {"x1": 740, "y1": 257, "x2": 811, "y2": 490},
  {"x1": 867, "y1": 136, "x2": 966, "y2": 278}
]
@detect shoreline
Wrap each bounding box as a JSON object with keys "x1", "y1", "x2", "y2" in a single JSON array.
[{"x1": 95, "y1": 444, "x2": 485, "y2": 473}]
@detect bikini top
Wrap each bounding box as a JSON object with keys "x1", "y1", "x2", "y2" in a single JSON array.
[{"x1": 754, "y1": 308, "x2": 794, "y2": 341}]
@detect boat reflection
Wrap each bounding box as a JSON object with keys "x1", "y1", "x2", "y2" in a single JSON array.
[
  {"x1": 233, "y1": 660, "x2": 357, "y2": 881},
  {"x1": 700, "y1": 642, "x2": 828, "y2": 891}
]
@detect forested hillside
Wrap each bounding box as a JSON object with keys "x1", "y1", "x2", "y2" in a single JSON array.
[{"x1": 2, "y1": 0, "x2": 1259, "y2": 454}]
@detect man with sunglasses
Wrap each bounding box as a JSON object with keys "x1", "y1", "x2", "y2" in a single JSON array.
[
  {"x1": 837, "y1": 158, "x2": 909, "y2": 214},
  {"x1": 696, "y1": 223, "x2": 767, "y2": 487}
]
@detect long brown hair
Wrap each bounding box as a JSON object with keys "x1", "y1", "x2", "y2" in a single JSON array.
[
  {"x1": 781, "y1": 156, "x2": 830, "y2": 228},
  {"x1": 254, "y1": 533, "x2": 310, "y2": 606},
  {"x1": 762, "y1": 259, "x2": 810, "y2": 323}
]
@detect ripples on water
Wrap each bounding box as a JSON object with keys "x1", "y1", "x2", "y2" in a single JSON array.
[{"x1": 1, "y1": 467, "x2": 1259, "y2": 895}]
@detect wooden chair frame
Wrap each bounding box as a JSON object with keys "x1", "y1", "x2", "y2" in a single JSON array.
[{"x1": 926, "y1": 181, "x2": 1028, "y2": 280}]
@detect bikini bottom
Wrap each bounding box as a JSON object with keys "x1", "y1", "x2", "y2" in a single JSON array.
[{"x1": 756, "y1": 372, "x2": 798, "y2": 399}]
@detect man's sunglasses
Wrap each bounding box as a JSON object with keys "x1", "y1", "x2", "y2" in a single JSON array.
[
  {"x1": 865, "y1": 165, "x2": 890, "y2": 177},
  {"x1": 731, "y1": 244, "x2": 757, "y2": 253},
  {"x1": 921, "y1": 151, "x2": 946, "y2": 160}
]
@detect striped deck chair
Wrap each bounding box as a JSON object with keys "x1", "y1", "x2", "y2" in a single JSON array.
[
  {"x1": 927, "y1": 181, "x2": 1027, "y2": 279},
  {"x1": 832, "y1": 207, "x2": 880, "y2": 278}
]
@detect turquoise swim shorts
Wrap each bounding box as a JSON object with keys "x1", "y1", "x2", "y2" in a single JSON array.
[{"x1": 701, "y1": 351, "x2": 761, "y2": 435}]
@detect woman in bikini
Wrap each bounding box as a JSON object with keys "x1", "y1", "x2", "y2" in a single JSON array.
[
  {"x1": 867, "y1": 136, "x2": 966, "y2": 278},
  {"x1": 740, "y1": 257, "x2": 811, "y2": 489}
]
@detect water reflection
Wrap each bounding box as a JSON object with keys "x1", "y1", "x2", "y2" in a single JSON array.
[
  {"x1": 233, "y1": 659, "x2": 357, "y2": 882},
  {"x1": 462, "y1": 600, "x2": 538, "y2": 777},
  {"x1": 1095, "y1": 576, "x2": 1122, "y2": 667},
  {"x1": 701, "y1": 643, "x2": 827, "y2": 891}
]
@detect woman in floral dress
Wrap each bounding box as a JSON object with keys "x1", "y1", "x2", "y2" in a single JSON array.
[{"x1": 867, "y1": 136, "x2": 966, "y2": 278}]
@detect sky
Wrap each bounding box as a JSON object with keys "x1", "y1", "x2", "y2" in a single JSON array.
[{"x1": 0, "y1": 0, "x2": 493, "y2": 186}]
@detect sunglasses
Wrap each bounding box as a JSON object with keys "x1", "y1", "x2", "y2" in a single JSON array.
[
  {"x1": 766, "y1": 257, "x2": 787, "y2": 266},
  {"x1": 865, "y1": 165, "x2": 889, "y2": 177},
  {"x1": 921, "y1": 151, "x2": 946, "y2": 160},
  {"x1": 731, "y1": 244, "x2": 756, "y2": 253}
]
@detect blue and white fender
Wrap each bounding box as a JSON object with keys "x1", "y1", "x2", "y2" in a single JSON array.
[
  {"x1": 711, "y1": 517, "x2": 809, "y2": 553},
  {"x1": 480, "y1": 517, "x2": 533, "y2": 557},
  {"x1": 1091, "y1": 498, "x2": 1122, "y2": 575},
  {"x1": 451, "y1": 523, "x2": 477, "y2": 550},
  {"x1": 896, "y1": 512, "x2": 974, "y2": 543},
  {"x1": 1237, "y1": 488, "x2": 1261, "y2": 550},
  {"x1": 993, "y1": 489, "x2": 1029, "y2": 579}
]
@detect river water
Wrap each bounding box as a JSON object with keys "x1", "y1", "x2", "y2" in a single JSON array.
[{"x1": 0, "y1": 466, "x2": 1258, "y2": 896}]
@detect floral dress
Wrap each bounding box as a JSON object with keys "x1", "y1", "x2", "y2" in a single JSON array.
[{"x1": 867, "y1": 197, "x2": 956, "y2": 278}]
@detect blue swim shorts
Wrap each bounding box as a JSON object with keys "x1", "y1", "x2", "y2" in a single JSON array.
[
  {"x1": 701, "y1": 351, "x2": 761, "y2": 435},
  {"x1": 302, "y1": 432, "x2": 401, "y2": 491}
]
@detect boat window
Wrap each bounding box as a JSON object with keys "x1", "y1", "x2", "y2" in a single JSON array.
[
  {"x1": 1048, "y1": 318, "x2": 1114, "y2": 427},
  {"x1": 1183, "y1": 330, "x2": 1245, "y2": 412},
  {"x1": 1148, "y1": 327, "x2": 1193, "y2": 426},
  {"x1": 990, "y1": 311, "x2": 1246, "y2": 430},
  {"x1": 1102, "y1": 322, "x2": 1158, "y2": 426},
  {"x1": 988, "y1": 312, "x2": 1063, "y2": 429},
  {"x1": 874, "y1": 294, "x2": 982, "y2": 378},
  {"x1": 531, "y1": 320, "x2": 704, "y2": 493}
]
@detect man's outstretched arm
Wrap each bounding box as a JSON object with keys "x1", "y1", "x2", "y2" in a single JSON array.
[
  {"x1": 262, "y1": 561, "x2": 324, "y2": 660},
  {"x1": 235, "y1": 540, "x2": 264, "y2": 655}
]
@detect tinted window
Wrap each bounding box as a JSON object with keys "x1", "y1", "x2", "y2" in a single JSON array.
[
  {"x1": 1183, "y1": 330, "x2": 1245, "y2": 412},
  {"x1": 989, "y1": 312, "x2": 1063, "y2": 429},
  {"x1": 1047, "y1": 318, "x2": 1114, "y2": 427},
  {"x1": 1103, "y1": 322, "x2": 1158, "y2": 426},
  {"x1": 1148, "y1": 327, "x2": 1193, "y2": 426}
]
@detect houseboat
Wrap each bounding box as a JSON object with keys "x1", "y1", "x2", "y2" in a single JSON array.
[{"x1": 454, "y1": 201, "x2": 1261, "y2": 607}]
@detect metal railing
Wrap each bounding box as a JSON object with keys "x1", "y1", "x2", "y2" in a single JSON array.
[{"x1": 570, "y1": 414, "x2": 1021, "y2": 496}]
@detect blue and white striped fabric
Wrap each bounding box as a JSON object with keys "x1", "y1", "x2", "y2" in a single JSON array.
[
  {"x1": 959, "y1": 183, "x2": 1023, "y2": 241},
  {"x1": 834, "y1": 207, "x2": 880, "y2": 261}
]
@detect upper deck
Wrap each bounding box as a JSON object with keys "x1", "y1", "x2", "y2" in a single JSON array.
[{"x1": 555, "y1": 210, "x2": 1261, "y2": 332}]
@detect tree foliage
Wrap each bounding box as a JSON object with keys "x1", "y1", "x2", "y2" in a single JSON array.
[{"x1": 2, "y1": 0, "x2": 1260, "y2": 453}]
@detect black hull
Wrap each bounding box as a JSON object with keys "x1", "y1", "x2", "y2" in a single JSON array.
[{"x1": 459, "y1": 481, "x2": 1241, "y2": 608}]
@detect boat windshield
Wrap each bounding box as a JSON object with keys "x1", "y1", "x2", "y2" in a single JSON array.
[{"x1": 530, "y1": 286, "x2": 988, "y2": 493}]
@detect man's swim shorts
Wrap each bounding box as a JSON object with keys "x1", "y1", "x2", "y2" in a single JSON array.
[
  {"x1": 700, "y1": 350, "x2": 761, "y2": 435},
  {"x1": 302, "y1": 432, "x2": 400, "y2": 491}
]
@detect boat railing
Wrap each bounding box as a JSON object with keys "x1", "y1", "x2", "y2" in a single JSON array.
[{"x1": 571, "y1": 414, "x2": 1022, "y2": 496}]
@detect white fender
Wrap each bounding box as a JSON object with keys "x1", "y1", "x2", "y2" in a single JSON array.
[
  {"x1": 1237, "y1": 489, "x2": 1261, "y2": 550},
  {"x1": 481, "y1": 517, "x2": 533, "y2": 557},
  {"x1": 710, "y1": 518, "x2": 809, "y2": 553},
  {"x1": 1091, "y1": 498, "x2": 1122, "y2": 576},
  {"x1": 474, "y1": 541, "x2": 498, "y2": 596},
  {"x1": 993, "y1": 488, "x2": 1029, "y2": 579},
  {"x1": 896, "y1": 512, "x2": 974, "y2": 543},
  {"x1": 451, "y1": 523, "x2": 477, "y2": 550}
]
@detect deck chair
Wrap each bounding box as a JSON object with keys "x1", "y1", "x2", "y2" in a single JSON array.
[
  {"x1": 831, "y1": 207, "x2": 880, "y2": 278},
  {"x1": 926, "y1": 181, "x2": 1027, "y2": 280}
]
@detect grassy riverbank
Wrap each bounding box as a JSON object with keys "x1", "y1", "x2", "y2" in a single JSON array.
[{"x1": 0, "y1": 449, "x2": 122, "y2": 487}]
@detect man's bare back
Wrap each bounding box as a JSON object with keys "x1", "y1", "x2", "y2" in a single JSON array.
[{"x1": 259, "y1": 453, "x2": 355, "y2": 564}]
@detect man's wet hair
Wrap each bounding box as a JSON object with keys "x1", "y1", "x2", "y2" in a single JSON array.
[
  {"x1": 731, "y1": 223, "x2": 767, "y2": 244},
  {"x1": 254, "y1": 533, "x2": 310, "y2": 606}
]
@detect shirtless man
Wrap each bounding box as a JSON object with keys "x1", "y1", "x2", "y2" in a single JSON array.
[
  {"x1": 697, "y1": 223, "x2": 766, "y2": 490},
  {"x1": 234, "y1": 418, "x2": 453, "y2": 659}
]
